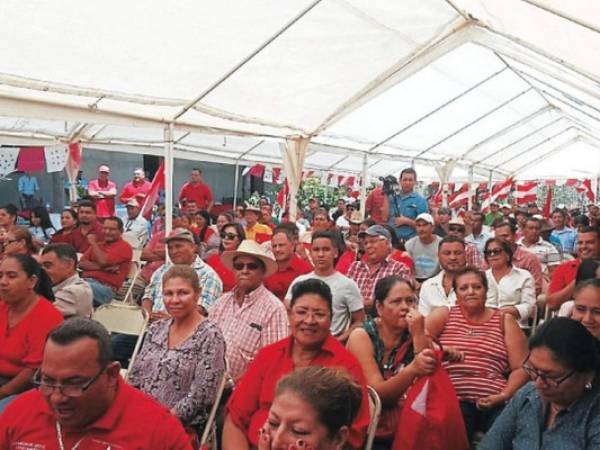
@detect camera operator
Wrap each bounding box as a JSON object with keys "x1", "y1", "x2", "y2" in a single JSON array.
[{"x1": 381, "y1": 168, "x2": 428, "y2": 243}]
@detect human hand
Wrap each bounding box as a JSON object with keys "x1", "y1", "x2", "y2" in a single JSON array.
[
  {"x1": 394, "y1": 216, "x2": 406, "y2": 226},
  {"x1": 476, "y1": 394, "x2": 506, "y2": 410},
  {"x1": 87, "y1": 233, "x2": 98, "y2": 244},
  {"x1": 443, "y1": 346, "x2": 465, "y2": 363},
  {"x1": 105, "y1": 265, "x2": 120, "y2": 273},
  {"x1": 150, "y1": 311, "x2": 170, "y2": 322},
  {"x1": 499, "y1": 306, "x2": 520, "y2": 319},
  {"x1": 409, "y1": 348, "x2": 437, "y2": 377},
  {"x1": 406, "y1": 307, "x2": 425, "y2": 335}
]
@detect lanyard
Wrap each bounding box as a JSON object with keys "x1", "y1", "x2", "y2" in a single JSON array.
[{"x1": 55, "y1": 422, "x2": 85, "y2": 450}]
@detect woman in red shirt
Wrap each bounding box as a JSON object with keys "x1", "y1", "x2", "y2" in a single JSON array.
[
  {"x1": 0, "y1": 254, "x2": 63, "y2": 412},
  {"x1": 206, "y1": 222, "x2": 245, "y2": 293},
  {"x1": 49, "y1": 209, "x2": 78, "y2": 245}
]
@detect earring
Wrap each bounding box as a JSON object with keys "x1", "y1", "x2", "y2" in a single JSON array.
[{"x1": 585, "y1": 381, "x2": 593, "y2": 390}]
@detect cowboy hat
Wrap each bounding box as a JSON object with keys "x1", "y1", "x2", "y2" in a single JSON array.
[{"x1": 221, "y1": 239, "x2": 278, "y2": 277}]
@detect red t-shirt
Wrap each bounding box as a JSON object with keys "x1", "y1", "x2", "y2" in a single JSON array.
[
  {"x1": 390, "y1": 249, "x2": 415, "y2": 274},
  {"x1": 88, "y1": 179, "x2": 117, "y2": 218},
  {"x1": 336, "y1": 249, "x2": 358, "y2": 275},
  {"x1": 206, "y1": 253, "x2": 236, "y2": 293},
  {"x1": 0, "y1": 378, "x2": 193, "y2": 449},
  {"x1": 178, "y1": 181, "x2": 213, "y2": 210},
  {"x1": 81, "y1": 238, "x2": 133, "y2": 289},
  {"x1": 65, "y1": 223, "x2": 104, "y2": 254},
  {"x1": 366, "y1": 187, "x2": 385, "y2": 224},
  {"x1": 119, "y1": 179, "x2": 152, "y2": 204},
  {"x1": 0, "y1": 298, "x2": 63, "y2": 378},
  {"x1": 549, "y1": 259, "x2": 581, "y2": 294},
  {"x1": 226, "y1": 336, "x2": 369, "y2": 450},
  {"x1": 264, "y1": 255, "x2": 312, "y2": 300}
]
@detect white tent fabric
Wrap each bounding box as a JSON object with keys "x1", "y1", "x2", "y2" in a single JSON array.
[{"x1": 0, "y1": 0, "x2": 598, "y2": 181}]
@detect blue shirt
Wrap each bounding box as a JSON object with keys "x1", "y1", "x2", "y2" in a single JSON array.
[
  {"x1": 386, "y1": 191, "x2": 428, "y2": 240},
  {"x1": 18, "y1": 175, "x2": 39, "y2": 195},
  {"x1": 465, "y1": 230, "x2": 493, "y2": 258},
  {"x1": 479, "y1": 382, "x2": 600, "y2": 450},
  {"x1": 551, "y1": 228, "x2": 578, "y2": 254}
]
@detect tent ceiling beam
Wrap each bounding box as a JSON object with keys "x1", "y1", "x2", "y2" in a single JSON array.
[
  {"x1": 459, "y1": 105, "x2": 553, "y2": 159},
  {"x1": 541, "y1": 91, "x2": 600, "y2": 125},
  {"x1": 414, "y1": 87, "x2": 532, "y2": 158},
  {"x1": 367, "y1": 66, "x2": 509, "y2": 154},
  {"x1": 509, "y1": 137, "x2": 581, "y2": 176},
  {"x1": 172, "y1": 0, "x2": 323, "y2": 123},
  {"x1": 520, "y1": 0, "x2": 600, "y2": 36},
  {"x1": 491, "y1": 126, "x2": 578, "y2": 170}
]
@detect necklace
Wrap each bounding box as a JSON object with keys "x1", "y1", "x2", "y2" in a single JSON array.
[{"x1": 56, "y1": 421, "x2": 85, "y2": 450}]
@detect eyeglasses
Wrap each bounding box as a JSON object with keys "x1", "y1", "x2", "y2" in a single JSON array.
[
  {"x1": 292, "y1": 308, "x2": 329, "y2": 322},
  {"x1": 484, "y1": 248, "x2": 504, "y2": 257},
  {"x1": 32, "y1": 366, "x2": 106, "y2": 398},
  {"x1": 4, "y1": 239, "x2": 19, "y2": 245},
  {"x1": 448, "y1": 226, "x2": 465, "y2": 232},
  {"x1": 221, "y1": 232, "x2": 239, "y2": 240},
  {"x1": 522, "y1": 356, "x2": 575, "y2": 388},
  {"x1": 233, "y1": 261, "x2": 261, "y2": 271}
]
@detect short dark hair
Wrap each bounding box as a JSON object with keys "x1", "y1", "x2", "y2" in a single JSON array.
[
  {"x1": 551, "y1": 208, "x2": 566, "y2": 218},
  {"x1": 191, "y1": 168, "x2": 202, "y2": 174},
  {"x1": 47, "y1": 318, "x2": 114, "y2": 367},
  {"x1": 452, "y1": 267, "x2": 488, "y2": 292},
  {"x1": 374, "y1": 275, "x2": 415, "y2": 305},
  {"x1": 42, "y1": 243, "x2": 78, "y2": 266},
  {"x1": 471, "y1": 212, "x2": 484, "y2": 222},
  {"x1": 290, "y1": 278, "x2": 333, "y2": 314},
  {"x1": 0, "y1": 203, "x2": 18, "y2": 220},
  {"x1": 104, "y1": 216, "x2": 123, "y2": 231},
  {"x1": 573, "y1": 215, "x2": 590, "y2": 227},
  {"x1": 574, "y1": 277, "x2": 600, "y2": 297},
  {"x1": 525, "y1": 216, "x2": 541, "y2": 227},
  {"x1": 311, "y1": 230, "x2": 338, "y2": 247},
  {"x1": 576, "y1": 260, "x2": 600, "y2": 285},
  {"x1": 438, "y1": 235, "x2": 465, "y2": 252},
  {"x1": 529, "y1": 317, "x2": 600, "y2": 373},
  {"x1": 275, "y1": 367, "x2": 362, "y2": 439},
  {"x1": 77, "y1": 199, "x2": 96, "y2": 212},
  {"x1": 578, "y1": 226, "x2": 600, "y2": 239},
  {"x1": 484, "y1": 237, "x2": 514, "y2": 265},
  {"x1": 493, "y1": 220, "x2": 516, "y2": 234},
  {"x1": 400, "y1": 168, "x2": 417, "y2": 180},
  {"x1": 273, "y1": 223, "x2": 298, "y2": 242}
]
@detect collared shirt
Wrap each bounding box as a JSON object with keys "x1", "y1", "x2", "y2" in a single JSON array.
[
  {"x1": 208, "y1": 284, "x2": 288, "y2": 381},
  {"x1": 226, "y1": 335, "x2": 369, "y2": 450},
  {"x1": 52, "y1": 273, "x2": 93, "y2": 318},
  {"x1": 81, "y1": 238, "x2": 133, "y2": 290},
  {"x1": 88, "y1": 178, "x2": 117, "y2": 218},
  {"x1": 178, "y1": 181, "x2": 213, "y2": 209},
  {"x1": 123, "y1": 214, "x2": 149, "y2": 248},
  {"x1": 264, "y1": 255, "x2": 312, "y2": 300},
  {"x1": 518, "y1": 237, "x2": 562, "y2": 272},
  {"x1": 386, "y1": 191, "x2": 429, "y2": 240},
  {"x1": 465, "y1": 230, "x2": 493, "y2": 258},
  {"x1": 513, "y1": 246, "x2": 543, "y2": 295},
  {"x1": 17, "y1": 175, "x2": 39, "y2": 195},
  {"x1": 0, "y1": 378, "x2": 193, "y2": 449},
  {"x1": 418, "y1": 270, "x2": 498, "y2": 316},
  {"x1": 486, "y1": 266, "x2": 536, "y2": 325},
  {"x1": 466, "y1": 241, "x2": 487, "y2": 270},
  {"x1": 365, "y1": 187, "x2": 385, "y2": 223},
  {"x1": 65, "y1": 222, "x2": 104, "y2": 253},
  {"x1": 479, "y1": 382, "x2": 600, "y2": 450},
  {"x1": 347, "y1": 257, "x2": 412, "y2": 308},
  {"x1": 244, "y1": 222, "x2": 272, "y2": 243},
  {"x1": 551, "y1": 227, "x2": 578, "y2": 254},
  {"x1": 144, "y1": 256, "x2": 223, "y2": 311},
  {"x1": 119, "y1": 179, "x2": 152, "y2": 204}
]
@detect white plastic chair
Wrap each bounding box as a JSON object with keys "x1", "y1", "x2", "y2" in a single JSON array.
[
  {"x1": 199, "y1": 367, "x2": 230, "y2": 450},
  {"x1": 92, "y1": 303, "x2": 148, "y2": 381},
  {"x1": 365, "y1": 386, "x2": 381, "y2": 450}
]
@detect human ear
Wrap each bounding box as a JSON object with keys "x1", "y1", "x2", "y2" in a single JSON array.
[{"x1": 332, "y1": 426, "x2": 349, "y2": 450}]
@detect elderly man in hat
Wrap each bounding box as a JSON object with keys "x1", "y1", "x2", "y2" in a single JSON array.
[
  {"x1": 347, "y1": 224, "x2": 413, "y2": 313},
  {"x1": 87, "y1": 165, "x2": 117, "y2": 219},
  {"x1": 123, "y1": 198, "x2": 149, "y2": 248},
  {"x1": 243, "y1": 205, "x2": 273, "y2": 243},
  {"x1": 209, "y1": 240, "x2": 288, "y2": 381},
  {"x1": 141, "y1": 228, "x2": 222, "y2": 319},
  {"x1": 405, "y1": 212, "x2": 442, "y2": 283}
]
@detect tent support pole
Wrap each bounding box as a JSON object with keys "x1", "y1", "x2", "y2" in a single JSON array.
[
  {"x1": 233, "y1": 162, "x2": 240, "y2": 209},
  {"x1": 468, "y1": 165, "x2": 474, "y2": 210},
  {"x1": 360, "y1": 153, "x2": 368, "y2": 219},
  {"x1": 164, "y1": 124, "x2": 174, "y2": 237}
]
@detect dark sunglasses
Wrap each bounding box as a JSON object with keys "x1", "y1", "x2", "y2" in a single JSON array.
[
  {"x1": 221, "y1": 232, "x2": 239, "y2": 240},
  {"x1": 233, "y1": 261, "x2": 261, "y2": 271},
  {"x1": 448, "y1": 226, "x2": 465, "y2": 232},
  {"x1": 484, "y1": 248, "x2": 504, "y2": 257}
]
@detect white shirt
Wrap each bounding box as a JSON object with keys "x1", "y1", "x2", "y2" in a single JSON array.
[
  {"x1": 517, "y1": 237, "x2": 561, "y2": 273},
  {"x1": 418, "y1": 270, "x2": 498, "y2": 316},
  {"x1": 123, "y1": 214, "x2": 149, "y2": 248},
  {"x1": 486, "y1": 266, "x2": 536, "y2": 326}
]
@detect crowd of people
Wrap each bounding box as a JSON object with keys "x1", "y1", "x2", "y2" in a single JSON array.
[{"x1": 0, "y1": 165, "x2": 598, "y2": 450}]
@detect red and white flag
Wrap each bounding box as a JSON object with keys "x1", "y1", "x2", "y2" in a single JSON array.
[
  {"x1": 141, "y1": 161, "x2": 165, "y2": 219},
  {"x1": 515, "y1": 181, "x2": 537, "y2": 205},
  {"x1": 565, "y1": 178, "x2": 596, "y2": 202},
  {"x1": 448, "y1": 183, "x2": 470, "y2": 208},
  {"x1": 482, "y1": 178, "x2": 513, "y2": 212}
]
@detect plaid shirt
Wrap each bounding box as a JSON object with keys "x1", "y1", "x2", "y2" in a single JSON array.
[
  {"x1": 143, "y1": 256, "x2": 223, "y2": 311},
  {"x1": 208, "y1": 284, "x2": 289, "y2": 381},
  {"x1": 347, "y1": 256, "x2": 412, "y2": 308},
  {"x1": 466, "y1": 242, "x2": 487, "y2": 270}
]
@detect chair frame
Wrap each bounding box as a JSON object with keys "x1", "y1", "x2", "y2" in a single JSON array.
[{"x1": 365, "y1": 386, "x2": 381, "y2": 450}]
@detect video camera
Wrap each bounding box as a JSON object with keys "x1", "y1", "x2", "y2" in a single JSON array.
[{"x1": 379, "y1": 175, "x2": 399, "y2": 196}]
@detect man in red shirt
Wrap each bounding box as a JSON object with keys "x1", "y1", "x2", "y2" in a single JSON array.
[
  {"x1": 0, "y1": 318, "x2": 192, "y2": 449},
  {"x1": 178, "y1": 168, "x2": 214, "y2": 212},
  {"x1": 365, "y1": 184, "x2": 385, "y2": 224},
  {"x1": 119, "y1": 167, "x2": 151, "y2": 205},
  {"x1": 547, "y1": 226, "x2": 599, "y2": 310},
  {"x1": 80, "y1": 216, "x2": 133, "y2": 307},
  {"x1": 264, "y1": 224, "x2": 312, "y2": 300},
  {"x1": 65, "y1": 200, "x2": 104, "y2": 253},
  {"x1": 87, "y1": 165, "x2": 117, "y2": 218}
]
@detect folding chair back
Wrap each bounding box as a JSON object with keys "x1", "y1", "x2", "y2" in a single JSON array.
[
  {"x1": 199, "y1": 364, "x2": 229, "y2": 449},
  {"x1": 92, "y1": 303, "x2": 148, "y2": 381},
  {"x1": 365, "y1": 386, "x2": 381, "y2": 450}
]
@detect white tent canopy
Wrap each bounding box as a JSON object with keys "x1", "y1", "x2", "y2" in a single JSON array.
[{"x1": 0, "y1": 0, "x2": 599, "y2": 182}]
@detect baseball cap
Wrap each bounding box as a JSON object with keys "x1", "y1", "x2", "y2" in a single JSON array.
[
  {"x1": 126, "y1": 199, "x2": 140, "y2": 208},
  {"x1": 163, "y1": 228, "x2": 195, "y2": 244},
  {"x1": 359, "y1": 224, "x2": 392, "y2": 241},
  {"x1": 448, "y1": 217, "x2": 465, "y2": 227},
  {"x1": 500, "y1": 203, "x2": 511, "y2": 209},
  {"x1": 416, "y1": 213, "x2": 435, "y2": 225},
  {"x1": 98, "y1": 165, "x2": 110, "y2": 173}
]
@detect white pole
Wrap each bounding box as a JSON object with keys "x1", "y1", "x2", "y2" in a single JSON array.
[
  {"x1": 233, "y1": 162, "x2": 240, "y2": 209},
  {"x1": 360, "y1": 153, "x2": 368, "y2": 219},
  {"x1": 468, "y1": 165, "x2": 474, "y2": 210},
  {"x1": 164, "y1": 124, "x2": 174, "y2": 235}
]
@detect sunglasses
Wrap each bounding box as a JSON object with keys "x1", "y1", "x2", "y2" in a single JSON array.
[
  {"x1": 484, "y1": 248, "x2": 504, "y2": 257},
  {"x1": 233, "y1": 261, "x2": 261, "y2": 271},
  {"x1": 221, "y1": 232, "x2": 239, "y2": 240},
  {"x1": 448, "y1": 226, "x2": 465, "y2": 232}
]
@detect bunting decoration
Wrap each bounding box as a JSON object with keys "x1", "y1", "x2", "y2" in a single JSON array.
[
  {"x1": 514, "y1": 181, "x2": 537, "y2": 205},
  {"x1": 0, "y1": 147, "x2": 19, "y2": 177},
  {"x1": 448, "y1": 183, "x2": 470, "y2": 208}
]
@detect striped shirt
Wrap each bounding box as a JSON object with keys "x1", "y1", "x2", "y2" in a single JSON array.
[{"x1": 439, "y1": 306, "x2": 508, "y2": 403}]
